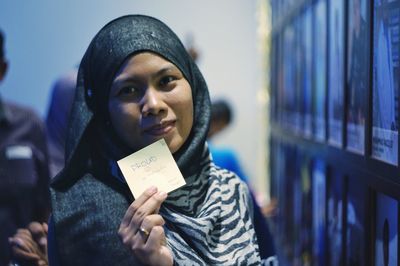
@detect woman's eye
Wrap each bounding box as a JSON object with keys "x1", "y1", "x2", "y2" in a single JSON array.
[
  {"x1": 159, "y1": 76, "x2": 176, "y2": 87},
  {"x1": 119, "y1": 86, "x2": 139, "y2": 95},
  {"x1": 118, "y1": 86, "x2": 143, "y2": 100}
]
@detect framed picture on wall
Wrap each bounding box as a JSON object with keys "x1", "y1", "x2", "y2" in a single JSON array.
[
  {"x1": 372, "y1": 0, "x2": 400, "y2": 165},
  {"x1": 301, "y1": 7, "x2": 313, "y2": 138},
  {"x1": 271, "y1": 0, "x2": 278, "y2": 26},
  {"x1": 299, "y1": 156, "x2": 313, "y2": 266},
  {"x1": 273, "y1": 143, "x2": 295, "y2": 257},
  {"x1": 277, "y1": 33, "x2": 284, "y2": 125},
  {"x1": 292, "y1": 153, "x2": 303, "y2": 265},
  {"x1": 346, "y1": 0, "x2": 370, "y2": 154},
  {"x1": 312, "y1": 159, "x2": 327, "y2": 265},
  {"x1": 270, "y1": 35, "x2": 279, "y2": 122},
  {"x1": 283, "y1": 24, "x2": 297, "y2": 131},
  {"x1": 375, "y1": 192, "x2": 398, "y2": 266},
  {"x1": 313, "y1": 0, "x2": 327, "y2": 142},
  {"x1": 326, "y1": 171, "x2": 344, "y2": 266},
  {"x1": 272, "y1": 142, "x2": 287, "y2": 244},
  {"x1": 327, "y1": 0, "x2": 345, "y2": 146},
  {"x1": 346, "y1": 177, "x2": 370, "y2": 265},
  {"x1": 282, "y1": 146, "x2": 298, "y2": 260},
  {"x1": 294, "y1": 17, "x2": 303, "y2": 134}
]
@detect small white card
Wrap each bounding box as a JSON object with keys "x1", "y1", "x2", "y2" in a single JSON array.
[
  {"x1": 6, "y1": 145, "x2": 33, "y2": 159},
  {"x1": 117, "y1": 139, "x2": 186, "y2": 199}
]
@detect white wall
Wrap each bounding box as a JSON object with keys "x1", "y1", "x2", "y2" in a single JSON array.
[{"x1": 0, "y1": 0, "x2": 265, "y2": 191}]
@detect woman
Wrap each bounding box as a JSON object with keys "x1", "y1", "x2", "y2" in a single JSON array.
[{"x1": 49, "y1": 15, "x2": 261, "y2": 265}]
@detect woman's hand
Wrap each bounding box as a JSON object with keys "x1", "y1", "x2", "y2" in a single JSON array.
[
  {"x1": 118, "y1": 186, "x2": 172, "y2": 266},
  {"x1": 8, "y1": 222, "x2": 48, "y2": 266}
]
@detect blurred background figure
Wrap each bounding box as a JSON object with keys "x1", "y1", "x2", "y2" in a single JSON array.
[
  {"x1": 8, "y1": 222, "x2": 48, "y2": 266},
  {"x1": 0, "y1": 29, "x2": 50, "y2": 266},
  {"x1": 45, "y1": 69, "x2": 77, "y2": 178},
  {"x1": 7, "y1": 69, "x2": 77, "y2": 266},
  {"x1": 208, "y1": 100, "x2": 247, "y2": 181},
  {"x1": 208, "y1": 99, "x2": 276, "y2": 260}
]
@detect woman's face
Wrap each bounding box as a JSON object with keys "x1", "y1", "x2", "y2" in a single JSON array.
[{"x1": 108, "y1": 52, "x2": 193, "y2": 153}]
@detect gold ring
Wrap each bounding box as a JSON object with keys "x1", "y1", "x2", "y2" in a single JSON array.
[{"x1": 139, "y1": 227, "x2": 150, "y2": 237}]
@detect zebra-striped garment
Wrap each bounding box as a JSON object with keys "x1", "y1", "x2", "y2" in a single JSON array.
[{"x1": 161, "y1": 147, "x2": 261, "y2": 265}]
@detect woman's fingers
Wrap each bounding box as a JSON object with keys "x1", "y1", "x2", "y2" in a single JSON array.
[
  {"x1": 120, "y1": 186, "x2": 158, "y2": 228},
  {"x1": 42, "y1": 222, "x2": 48, "y2": 234},
  {"x1": 11, "y1": 247, "x2": 41, "y2": 261},
  {"x1": 120, "y1": 189, "x2": 167, "y2": 234},
  {"x1": 137, "y1": 214, "x2": 165, "y2": 244},
  {"x1": 38, "y1": 259, "x2": 48, "y2": 266},
  {"x1": 28, "y1": 222, "x2": 48, "y2": 250},
  {"x1": 9, "y1": 234, "x2": 36, "y2": 253},
  {"x1": 120, "y1": 214, "x2": 165, "y2": 244},
  {"x1": 136, "y1": 226, "x2": 173, "y2": 266},
  {"x1": 126, "y1": 191, "x2": 167, "y2": 232},
  {"x1": 118, "y1": 188, "x2": 170, "y2": 264},
  {"x1": 140, "y1": 215, "x2": 165, "y2": 233},
  {"x1": 145, "y1": 225, "x2": 167, "y2": 248},
  {"x1": 15, "y1": 229, "x2": 32, "y2": 239},
  {"x1": 9, "y1": 235, "x2": 41, "y2": 262}
]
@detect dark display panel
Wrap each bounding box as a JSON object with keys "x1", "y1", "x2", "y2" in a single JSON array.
[
  {"x1": 328, "y1": 0, "x2": 345, "y2": 146},
  {"x1": 375, "y1": 192, "x2": 398, "y2": 266},
  {"x1": 346, "y1": 178, "x2": 369, "y2": 265},
  {"x1": 312, "y1": 159, "x2": 326, "y2": 265},
  {"x1": 372, "y1": 0, "x2": 400, "y2": 165},
  {"x1": 326, "y1": 172, "x2": 344, "y2": 266},
  {"x1": 269, "y1": 0, "x2": 400, "y2": 264},
  {"x1": 302, "y1": 8, "x2": 313, "y2": 138},
  {"x1": 346, "y1": 0, "x2": 370, "y2": 154},
  {"x1": 313, "y1": 0, "x2": 327, "y2": 141}
]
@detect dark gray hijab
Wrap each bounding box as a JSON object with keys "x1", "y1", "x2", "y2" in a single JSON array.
[{"x1": 52, "y1": 15, "x2": 210, "y2": 187}]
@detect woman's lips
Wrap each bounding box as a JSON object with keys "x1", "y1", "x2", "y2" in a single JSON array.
[{"x1": 143, "y1": 121, "x2": 175, "y2": 136}]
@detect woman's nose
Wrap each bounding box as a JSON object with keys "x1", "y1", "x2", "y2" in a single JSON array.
[{"x1": 141, "y1": 88, "x2": 165, "y2": 116}]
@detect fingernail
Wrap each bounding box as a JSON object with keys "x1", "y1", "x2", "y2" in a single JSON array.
[
  {"x1": 157, "y1": 191, "x2": 167, "y2": 199},
  {"x1": 147, "y1": 186, "x2": 157, "y2": 194},
  {"x1": 39, "y1": 237, "x2": 47, "y2": 245}
]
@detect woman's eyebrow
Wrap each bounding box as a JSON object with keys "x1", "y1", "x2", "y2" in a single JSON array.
[
  {"x1": 112, "y1": 64, "x2": 180, "y2": 88},
  {"x1": 111, "y1": 77, "x2": 140, "y2": 88},
  {"x1": 152, "y1": 65, "x2": 179, "y2": 78}
]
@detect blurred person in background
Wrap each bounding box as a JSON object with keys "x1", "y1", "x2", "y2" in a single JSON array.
[
  {"x1": 8, "y1": 69, "x2": 77, "y2": 266},
  {"x1": 45, "y1": 70, "x2": 77, "y2": 178},
  {"x1": 0, "y1": 29, "x2": 50, "y2": 266}
]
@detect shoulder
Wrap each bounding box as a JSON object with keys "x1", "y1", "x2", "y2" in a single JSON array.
[
  {"x1": 51, "y1": 172, "x2": 132, "y2": 228},
  {"x1": 210, "y1": 164, "x2": 250, "y2": 198},
  {"x1": 51, "y1": 173, "x2": 129, "y2": 213},
  {"x1": 50, "y1": 173, "x2": 136, "y2": 264},
  {"x1": 5, "y1": 101, "x2": 41, "y2": 121},
  {"x1": 4, "y1": 101, "x2": 44, "y2": 131}
]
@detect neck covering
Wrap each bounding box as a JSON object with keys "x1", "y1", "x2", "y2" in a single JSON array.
[{"x1": 51, "y1": 15, "x2": 210, "y2": 187}]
